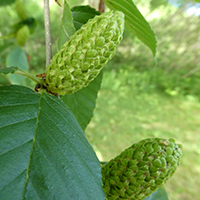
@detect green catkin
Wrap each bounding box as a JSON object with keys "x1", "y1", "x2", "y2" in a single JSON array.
[
  {"x1": 101, "y1": 138, "x2": 182, "y2": 200},
  {"x1": 45, "y1": 11, "x2": 124, "y2": 95}
]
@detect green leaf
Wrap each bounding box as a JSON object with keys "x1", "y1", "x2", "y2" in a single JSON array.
[
  {"x1": 0, "y1": 85, "x2": 105, "y2": 200},
  {"x1": 71, "y1": 5, "x2": 100, "y2": 31},
  {"x1": 6, "y1": 46, "x2": 29, "y2": 85},
  {"x1": 0, "y1": 0, "x2": 15, "y2": 6},
  {"x1": 144, "y1": 187, "x2": 169, "y2": 200},
  {"x1": 0, "y1": 67, "x2": 19, "y2": 75},
  {"x1": 57, "y1": 1, "x2": 76, "y2": 50},
  {"x1": 103, "y1": 0, "x2": 157, "y2": 56},
  {"x1": 62, "y1": 71, "x2": 103, "y2": 131}
]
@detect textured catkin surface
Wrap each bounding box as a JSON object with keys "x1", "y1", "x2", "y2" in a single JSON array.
[
  {"x1": 102, "y1": 138, "x2": 182, "y2": 200},
  {"x1": 45, "y1": 11, "x2": 124, "y2": 95}
]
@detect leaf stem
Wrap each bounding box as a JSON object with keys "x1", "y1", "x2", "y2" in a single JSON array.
[
  {"x1": 44, "y1": 0, "x2": 52, "y2": 67},
  {"x1": 15, "y1": 70, "x2": 43, "y2": 84}
]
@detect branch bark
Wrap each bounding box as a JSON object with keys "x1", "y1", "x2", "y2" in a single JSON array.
[
  {"x1": 44, "y1": 0, "x2": 52, "y2": 67},
  {"x1": 99, "y1": 0, "x2": 105, "y2": 13}
]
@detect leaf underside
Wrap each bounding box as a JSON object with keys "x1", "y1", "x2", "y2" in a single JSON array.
[
  {"x1": 0, "y1": 85, "x2": 105, "y2": 200},
  {"x1": 145, "y1": 187, "x2": 169, "y2": 200},
  {"x1": 62, "y1": 71, "x2": 103, "y2": 131},
  {"x1": 6, "y1": 46, "x2": 29, "y2": 85}
]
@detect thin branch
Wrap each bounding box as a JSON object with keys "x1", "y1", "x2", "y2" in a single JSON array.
[
  {"x1": 15, "y1": 70, "x2": 43, "y2": 84},
  {"x1": 44, "y1": 0, "x2": 52, "y2": 67},
  {"x1": 99, "y1": 0, "x2": 105, "y2": 13}
]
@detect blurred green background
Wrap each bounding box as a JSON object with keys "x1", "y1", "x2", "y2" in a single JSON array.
[{"x1": 0, "y1": 0, "x2": 200, "y2": 199}]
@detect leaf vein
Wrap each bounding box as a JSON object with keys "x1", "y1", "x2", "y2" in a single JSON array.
[
  {"x1": 0, "y1": 169, "x2": 27, "y2": 191},
  {"x1": 42, "y1": 96, "x2": 101, "y2": 182},
  {"x1": 0, "y1": 139, "x2": 33, "y2": 156}
]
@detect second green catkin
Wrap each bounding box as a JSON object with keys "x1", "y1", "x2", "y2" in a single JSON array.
[{"x1": 102, "y1": 138, "x2": 182, "y2": 200}]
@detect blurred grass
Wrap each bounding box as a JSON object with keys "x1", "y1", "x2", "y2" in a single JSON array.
[{"x1": 85, "y1": 63, "x2": 200, "y2": 200}]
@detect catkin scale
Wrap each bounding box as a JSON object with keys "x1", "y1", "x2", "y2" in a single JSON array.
[{"x1": 45, "y1": 11, "x2": 124, "y2": 95}]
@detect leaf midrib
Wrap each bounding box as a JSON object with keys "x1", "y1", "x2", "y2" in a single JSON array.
[{"x1": 21, "y1": 94, "x2": 43, "y2": 199}]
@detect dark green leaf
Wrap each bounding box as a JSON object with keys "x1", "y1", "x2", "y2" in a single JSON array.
[
  {"x1": 0, "y1": 0, "x2": 15, "y2": 6},
  {"x1": 145, "y1": 187, "x2": 168, "y2": 200},
  {"x1": 0, "y1": 67, "x2": 19, "y2": 75},
  {"x1": 0, "y1": 85, "x2": 105, "y2": 200},
  {"x1": 57, "y1": 1, "x2": 76, "y2": 50},
  {"x1": 62, "y1": 71, "x2": 103, "y2": 131},
  {"x1": 12, "y1": 18, "x2": 37, "y2": 34},
  {"x1": 103, "y1": 0, "x2": 157, "y2": 56},
  {"x1": 71, "y1": 5, "x2": 100, "y2": 31},
  {"x1": 6, "y1": 46, "x2": 29, "y2": 85}
]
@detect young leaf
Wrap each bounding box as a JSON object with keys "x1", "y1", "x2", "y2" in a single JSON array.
[
  {"x1": 0, "y1": 67, "x2": 19, "y2": 75},
  {"x1": 71, "y1": 5, "x2": 100, "y2": 30},
  {"x1": 0, "y1": 85, "x2": 105, "y2": 200},
  {"x1": 6, "y1": 46, "x2": 29, "y2": 85},
  {"x1": 144, "y1": 187, "x2": 169, "y2": 200},
  {"x1": 103, "y1": 0, "x2": 157, "y2": 56},
  {"x1": 57, "y1": 1, "x2": 76, "y2": 51},
  {"x1": 62, "y1": 71, "x2": 103, "y2": 131}
]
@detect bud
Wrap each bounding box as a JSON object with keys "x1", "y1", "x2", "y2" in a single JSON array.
[
  {"x1": 101, "y1": 138, "x2": 182, "y2": 200},
  {"x1": 45, "y1": 11, "x2": 124, "y2": 95},
  {"x1": 16, "y1": 25, "x2": 30, "y2": 46}
]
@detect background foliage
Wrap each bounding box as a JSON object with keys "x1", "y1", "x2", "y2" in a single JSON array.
[{"x1": 0, "y1": 0, "x2": 200, "y2": 199}]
